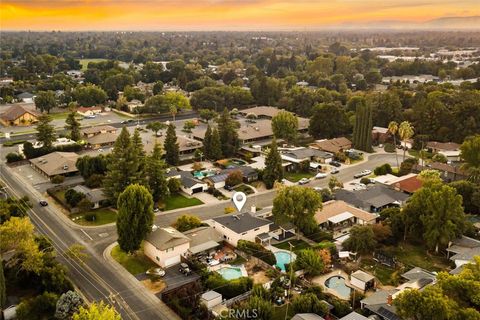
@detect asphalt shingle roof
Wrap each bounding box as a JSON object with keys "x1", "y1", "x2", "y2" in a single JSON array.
[{"x1": 213, "y1": 213, "x2": 272, "y2": 234}]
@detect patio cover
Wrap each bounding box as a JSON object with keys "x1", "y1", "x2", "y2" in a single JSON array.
[
  {"x1": 328, "y1": 211, "x2": 354, "y2": 224},
  {"x1": 189, "y1": 240, "x2": 220, "y2": 255}
]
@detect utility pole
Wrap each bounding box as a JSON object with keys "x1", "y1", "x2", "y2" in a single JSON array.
[{"x1": 284, "y1": 242, "x2": 295, "y2": 320}]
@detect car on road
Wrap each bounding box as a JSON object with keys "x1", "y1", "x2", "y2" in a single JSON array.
[
  {"x1": 354, "y1": 170, "x2": 372, "y2": 179},
  {"x1": 298, "y1": 178, "x2": 310, "y2": 185},
  {"x1": 121, "y1": 119, "x2": 135, "y2": 124},
  {"x1": 146, "y1": 267, "x2": 165, "y2": 277},
  {"x1": 331, "y1": 168, "x2": 339, "y2": 174},
  {"x1": 315, "y1": 172, "x2": 328, "y2": 179},
  {"x1": 39, "y1": 200, "x2": 48, "y2": 206},
  {"x1": 179, "y1": 263, "x2": 191, "y2": 276},
  {"x1": 330, "y1": 161, "x2": 341, "y2": 167},
  {"x1": 84, "y1": 115, "x2": 96, "y2": 119}
]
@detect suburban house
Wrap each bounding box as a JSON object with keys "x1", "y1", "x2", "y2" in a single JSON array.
[
  {"x1": 388, "y1": 173, "x2": 423, "y2": 194},
  {"x1": 144, "y1": 135, "x2": 202, "y2": 157},
  {"x1": 238, "y1": 106, "x2": 309, "y2": 130},
  {"x1": 335, "y1": 185, "x2": 410, "y2": 213},
  {"x1": 210, "y1": 213, "x2": 273, "y2": 246},
  {"x1": 446, "y1": 236, "x2": 480, "y2": 274},
  {"x1": 309, "y1": 137, "x2": 352, "y2": 154},
  {"x1": 16, "y1": 92, "x2": 35, "y2": 103},
  {"x1": 204, "y1": 166, "x2": 258, "y2": 189},
  {"x1": 0, "y1": 104, "x2": 40, "y2": 126},
  {"x1": 412, "y1": 162, "x2": 467, "y2": 182},
  {"x1": 314, "y1": 200, "x2": 377, "y2": 239},
  {"x1": 144, "y1": 227, "x2": 191, "y2": 268},
  {"x1": 280, "y1": 147, "x2": 333, "y2": 170},
  {"x1": 178, "y1": 171, "x2": 209, "y2": 195},
  {"x1": 81, "y1": 125, "x2": 118, "y2": 149},
  {"x1": 72, "y1": 185, "x2": 107, "y2": 209},
  {"x1": 183, "y1": 226, "x2": 223, "y2": 257},
  {"x1": 350, "y1": 270, "x2": 375, "y2": 292},
  {"x1": 371, "y1": 126, "x2": 390, "y2": 144},
  {"x1": 426, "y1": 141, "x2": 461, "y2": 161},
  {"x1": 126, "y1": 99, "x2": 144, "y2": 113},
  {"x1": 30, "y1": 152, "x2": 79, "y2": 178},
  {"x1": 76, "y1": 106, "x2": 102, "y2": 116}
]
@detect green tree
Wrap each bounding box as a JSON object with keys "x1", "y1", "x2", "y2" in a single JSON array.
[
  {"x1": 263, "y1": 139, "x2": 283, "y2": 189},
  {"x1": 145, "y1": 142, "x2": 169, "y2": 202},
  {"x1": 103, "y1": 128, "x2": 142, "y2": 203},
  {"x1": 65, "y1": 244, "x2": 89, "y2": 264},
  {"x1": 241, "y1": 296, "x2": 273, "y2": 320},
  {"x1": 352, "y1": 98, "x2": 373, "y2": 152},
  {"x1": 55, "y1": 290, "x2": 84, "y2": 320},
  {"x1": 202, "y1": 125, "x2": 212, "y2": 159},
  {"x1": 65, "y1": 111, "x2": 81, "y2": 141},
  {"x1": 460, "y1": 135, "x2": 480, "y2": 184},
  {"x1": 209, "y1": 128, "x2": 223, "y2": 160},
  {"x1": 182, "y1": 120, "x2": 196, "y2": 132},
  {"x1": 199, "y1": 109, "x2": 217, "y2": 123},
  {"x1": 72, "y1": 302, "x2": 121, "y2": 320},
  {"x1": 272, "y1": 186, "x2": 322, "y2": 234},
  {"x1": 164, "y1": 123, "x2": 180, "y2": 166},
  {"x1": 217, "y1": 108, "x2": 239, "y2": 157},
  {"x1": 16, "y1": 291, "x2": 59, "y2": 320},
  {"x1": 34, "y1": 90, "x2": 57, "y2": 113},
  {"x1": 74, "y1": 84, "x2": 107, "y2": 107},
  {"x1": 131, "y1": 129, "x2": 146, "y2": 184},
  {"x1": 295, "y1": 249, "x2": 324, "y2": 277},
  {"x1": 225, "y1": 170, "x2": 243, "y2": 187},
  {"x1": 173, "y1": 215, "x2": 203, "y2": 232},
  {"x1": 116, "y1": 184, "x2": 154, "y2": 253},
  {"x1": 271, "y1": 110, "x2": 298, "y2": 144},
  {"x1": 36, "y1": 113, "x2": 56, "y2": 149},
  {"x1": 388, "y1": 121, "x2": 399, "y2": 168},
  {"x1": 291, "y1": 293, "x2": 328, "y2": 316},
  {"x1": 398, "y1": 121, "x2": 414, "y2": 162},
  {"x1": 146, "y1": 121, "x2": 166, "y2": 136},
  {"x1": 342, "y1": 225, "x2": 377, "y2": 254},
  {"x1": 309, "y1": 102, "x2": 351, "y2": 139},
  {"x1": 152, "y1": 81, "x2": 164, "y2": 95}
]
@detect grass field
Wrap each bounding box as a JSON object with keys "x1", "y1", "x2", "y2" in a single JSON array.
[
  {"x1": 111, "y1": 244, "x2": 157, "y2": 275},
  {"x1": 49, "y1": 112, "x2": 70, "y2": 120},
  {"x1": 161, "y1": 193, "x2": 204, "y2": 211},
  {"x1": 273, "y1": 239, "x2": 311, "y2": 253},
  {"x1": 79, "y1": 58, "x2": 108, "y2": 71},
  {"x1": 382, "y1": 243, "x2": 450, "y2": 271},
  {"x1": 70, "y1": 208, "x2": 117, "y2": 226}
]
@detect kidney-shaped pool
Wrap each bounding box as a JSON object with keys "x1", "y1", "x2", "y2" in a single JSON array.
[{"x1": 324, "y1": 276, "x2": 352, "y2": 300}]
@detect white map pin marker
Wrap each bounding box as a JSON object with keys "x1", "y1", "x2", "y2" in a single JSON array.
[{"x1": 232, "y1": 192, "x2": 247, "y2": 212}]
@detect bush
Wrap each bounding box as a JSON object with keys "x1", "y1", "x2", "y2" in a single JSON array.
[
  {"x1": 3, "y1": 139, "x2": 26, "y2": 147},
  {"x1": 432, "y1": 153, "x2": 448, "y2": 163},
  {"x1": 6, "y1": 152, "x2": 24, "y2": 163},
  {"x1": 374, "y1": 163, "x2": 393, "y2": 176},
  {"x1": 84, "y1": 213, "x2": 97, "y2": 221},
  {"x1": 360, "y1": 177, "x2": 371, "y2": 185},
  {"x1": 167, "y1": 178, "x2": 182, "y2": 193},
  {"x1": 237, "y1": 240, "x2": 276, "y2": 265},
  {"x1": 304, "y1": 227, "x2": 333, "y2": 242},
  {"x1": 77, "y1": 198, "x2": 93, "y2": 212},
  {"x1": 205, "y1": 273, "x2": 253, "y2": 299},
  {"x1": 384, "y1": 143, "x2": 396, "y2": 153},
  {"x1": 65, "y1": 189, "x2": 85, "y2": 207},
  {"x1": 51, "y1": 175, "x2": 65, "y2": 184},
  {"x1": 398, "y1": 158, "x2": 418, "y2": 176},
  {"x1": 84, "y1": 174, "x2": 104, "y2": 188}
]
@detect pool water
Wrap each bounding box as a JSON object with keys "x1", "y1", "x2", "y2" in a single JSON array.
[
  {"x1": 193, "y1": 170, "x2": 215, "y2": 179},
  {"x1": 217, "y1": 267, "x2": 243, "y2": 280},
  {"x1": 324, "y1": 276, "x2": 352, "y2": 299},
  {"x1": 274, "y1": 251, "x2": 293, "y2": 272}
]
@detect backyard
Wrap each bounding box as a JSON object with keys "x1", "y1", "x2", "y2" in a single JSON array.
[
  {"x1": 360, "y1": 257, "x2": 399, "y2": 286},
  {"x1": 70, "y1": 208, "x2": 117, "y2": 226},
  {"x1": 111, "y1": 244, "x2": 157, "y2": 275},
  {"x1": 284, "y1": 171, "x2": 315, "y2": 182},
  {"x1": 161, "y1": 193, "x2": 204, "y2": 211},
  {"x1": 273, "y1": 239, "x2": 311, "y2": 253},
  {"x1": 382, "y1": 243, "x2": 451, "y2": 271}
]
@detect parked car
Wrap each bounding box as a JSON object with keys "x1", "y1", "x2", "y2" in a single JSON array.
[
  {"x1": 354, "y1": 170, "x2": 372, "y2": 179},
  {"x1": 146, "y1": 267, "x2": 165, "y2": 277},
  {"x1": 331, "y1": 168, "x2": 339, "y2": 174},
  {"x1": 330, "y1": 161, "x2": 341, "y2": 167},
  {"x1": 353, "y1": 183, "x2": 367, "y2": 191},
  {"x1": 84, "y1": 115, "x2": 96, "y2": 119},
  {"x1": 315, "y1": 173, "x2": 328, "y2": 179},
  {"x1": 179, "y1": 263, "x2": 191, "y2": 276},
  {"x1": 298, "y1": 178, "x2": 310, "y2": 185},
  {"x1": 39, "y1": 200, "x2": 48, "y2": 206}
]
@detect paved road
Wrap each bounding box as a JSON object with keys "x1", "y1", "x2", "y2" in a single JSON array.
[{"x1": 0, "y1": 152, "x2": 398, "y2": 319}]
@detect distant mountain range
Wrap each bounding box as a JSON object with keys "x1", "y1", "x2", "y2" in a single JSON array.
[{"x1": 334, "y1": 16, "x2": 480, "y2": 30}]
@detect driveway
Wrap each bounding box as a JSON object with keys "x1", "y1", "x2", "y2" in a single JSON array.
[
  {"x1": 157, "y1": 264, "x2": 201, "y2": 294},
  {"x1": 193, "y1": 191, "x2": 222, "y2": 204}
]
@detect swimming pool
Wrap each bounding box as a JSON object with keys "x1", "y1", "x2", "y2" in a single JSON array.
[
  {"x1": 324, "y1": 276, "x2": 352, "y2": 299},
  {"x1": 274, "y1": 251, "x2": 293, "y2": 272},
  {"x1": 217, "y1": 267, "x2": 243, "y2": 280},
  {"x1": 193, "y1": 170, "x2": 216, "y2": 179}
]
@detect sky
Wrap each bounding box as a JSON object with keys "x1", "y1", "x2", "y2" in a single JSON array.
[{"x1": 0, "y1": 0, "x2": 479, "y2": 31}]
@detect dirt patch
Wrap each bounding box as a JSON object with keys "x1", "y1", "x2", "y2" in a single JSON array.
[
  {"x1": 141, "y1": 279, "x2": 166, "y2": 294},
  {"x1": 250, "y1": 270, "x2": 270, "y2": 284}
]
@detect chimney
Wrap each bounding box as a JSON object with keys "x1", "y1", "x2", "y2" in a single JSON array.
[
  {"x1": 250, "y1": 205, "x2": 256, "y2": 214},
  {"x1": 387, "y1": 294, "x2": 393, "y2": 305}
]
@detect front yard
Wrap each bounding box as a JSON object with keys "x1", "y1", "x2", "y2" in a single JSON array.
[
  {"x1": 111, "y1": 244, "x2": 157, "y2": 275},
  {"x1": 284, "y1": 171, "x2": 315, "y2": 182},
  {"x1": 160, "y1": 193, "x2": 204, "y2": 211},
  {"x1": 70, "y1": 208, "x2": 117, "y2": 226},
  {"x1": 233, "y1": 184, "x2": 255, "y2": 195}
]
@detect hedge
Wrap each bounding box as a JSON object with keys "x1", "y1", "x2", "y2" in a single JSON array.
[
  {"x1": 205, "y1": 273, "x2": 252, "y2": 299},
  {"x1": 6, "y1": 152, "x2": 24, "y2": 163},
  {"x1": 237, "y1": 240, "x2": 276, "y2": 265},
  {"x1": 3, "y1": 140, "x2": 26, "y2": 147}
]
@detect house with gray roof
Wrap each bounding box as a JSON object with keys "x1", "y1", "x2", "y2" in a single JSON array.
[
  {"x1": 291, "y1": 314, "x2": 325, "y2": 320},
  {"x1": 204, "y1": 166, "x2": 258, "y2": 189},
  {"x1": 30, "y1": 152, "x2": 79, "y2": 178},
  {"x1": 280, "y1": 147, "x2": 334, "y2": 167},
  {"x1": 144, "y1": 227, "x2": 191, "y2": 268},
  {"x1": 447, "y1": 236, "x2": 480, "y2": 273},
  {"x1": 211, "y1": 213, "x2": 273, "y2": 246},
  {"x1": 72, "y1": 185, "x2": 107, "y2": 209},
  {"x1": 339, "y1": 312, "x2": 368, "y2": 320}
]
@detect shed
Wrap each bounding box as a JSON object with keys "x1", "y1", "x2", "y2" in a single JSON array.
[
  {"x1": 201, "y1": 291, "x2": 222, "y2": 309},
  {"x1": 350, "y1": 270, "x2": 375, "y2": 291}
]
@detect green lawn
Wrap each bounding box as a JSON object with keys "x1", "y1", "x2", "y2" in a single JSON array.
[
  {"x1": 382, "y1": 243, "x2": 451, "y2": 271},
  {"x1": 360, "y1": 257, "x2": 399, "y2": 286},
  {"x1": 79, "y1": 58, "x2": 108, "y2": 71},
  {"x1": 273, "y1": 239, "x2": 311, "y2": 253},
  {"x1": 161, "y1": 193, "x2": 203, "y2": 211},
  {"x1": 49, "y1": 112, "x2": 70, "y2": 120},
  {"x1": 284, "y1": 171, "x2": 314, "y2": 182},
  {"x1": 271, "y1": 304, "x2": 292, "y2": 320},
  {"x1": 70, "y1": 208, "x2": 117, "y2": 226},
  {"x1": 111, "y1": 244, "x2": 157, "y2": 275}
]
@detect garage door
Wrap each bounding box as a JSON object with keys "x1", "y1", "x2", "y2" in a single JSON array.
[
  {"x1": 191, "y1": 186, "x2": 203, "y2": 194},
  {"x1": 164, "y1": 255, "x2": 181, "y2": 267}
]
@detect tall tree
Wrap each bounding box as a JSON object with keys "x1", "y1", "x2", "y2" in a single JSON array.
[
  {"x1": 271, "y1": 110, "x2": 298, "y2": 144},
  {"x1": 34, "y1": 90, "x2": 57, "y2": 113},
  {"x1": 72, "y1": 302, "x2": 121, "y2": 320},
  {"x1": 460, "y1": 135, "x2": 480, "y2": 184},
  {"x1": 145, "y1": 143, "x2": 169, "y2": 202},
  {"x1": 210, "y1": 128, "x2": 223, "y2": 161},
  {"x1": 388, "y1": 121, "x2": 399, "y2": 168},
  {"x1": 399, "y1": 121, "x2": 414, "y2": 162},
  {"x1": 203, "y1": 125, "x2": 212, "y2": 159},
  {"x1": 65, "y1": 111, "x2": 81, "y2": 141},
  {"x1": 309, "y1": 102, "x2": 351, "y2": 139},
  {"x1": 342, "y1": 225, "x2": 377, "y2": 254},
  {"x1": 272, "y1": 186, "x2": 322, "y2": 234},
  {"x1": 164, "y1": 123, "x2": 180, "y2": 165},
  {"x1": 116, "y1": 184, "x2": 154, "y2": 253},
  {"x1": 131, "y1": 129, "x2": 146, "y2": 184},
  {"x1": 36, "y1": 113, "x2": 56, "y2": 149},
  {"x1": 103, "y1": 128, "x2": 141, "y2": 203},
  {"x1": 217, "y1": 108, "x2": 239, "y2": 157},
  {"x1": 263, "y1": 139, "x2": 284, "y2": 189},
  {"x1": 352, "y1": 98, "x2": 373, "y2": 152}
]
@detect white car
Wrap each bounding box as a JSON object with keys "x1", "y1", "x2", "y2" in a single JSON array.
[
  {"x1": 315, "y1": 173, "x2": 328, "y2": 179},
  {"x1": 354, "y1": 170, "x2": 372, "y2": 179},
  {"x1": 331, "y1": 168, "x2": 339, "y2": 174},
  {"x1": 298, "y1": 178, "x2": 310, "y2": 185}
]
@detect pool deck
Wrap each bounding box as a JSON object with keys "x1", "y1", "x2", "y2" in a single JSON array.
[
  {"x1": 266, "y1": 245, "x2": 297, "y2": 260},
  {"x1": 210, "y1": 263, "x2": 248, "y2": 278},
  {"x1": 312, "y1": 269, "x2": 353, "y2": 300}
]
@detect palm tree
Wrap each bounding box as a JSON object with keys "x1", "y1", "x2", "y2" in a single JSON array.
[
  {"x1": 398, "y1": 121, "x2": 414, "y2": 162},
  {"x1": 170, "y1": 105, "x2": 177, "y2": 122},
  {"x1": 388, "y1": 121, "x2": 399, "y2": 168}
]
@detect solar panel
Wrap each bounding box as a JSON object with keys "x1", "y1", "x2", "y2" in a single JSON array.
[{"x1": 377, "y1": 306, "x2": 402, "y2": 320}]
